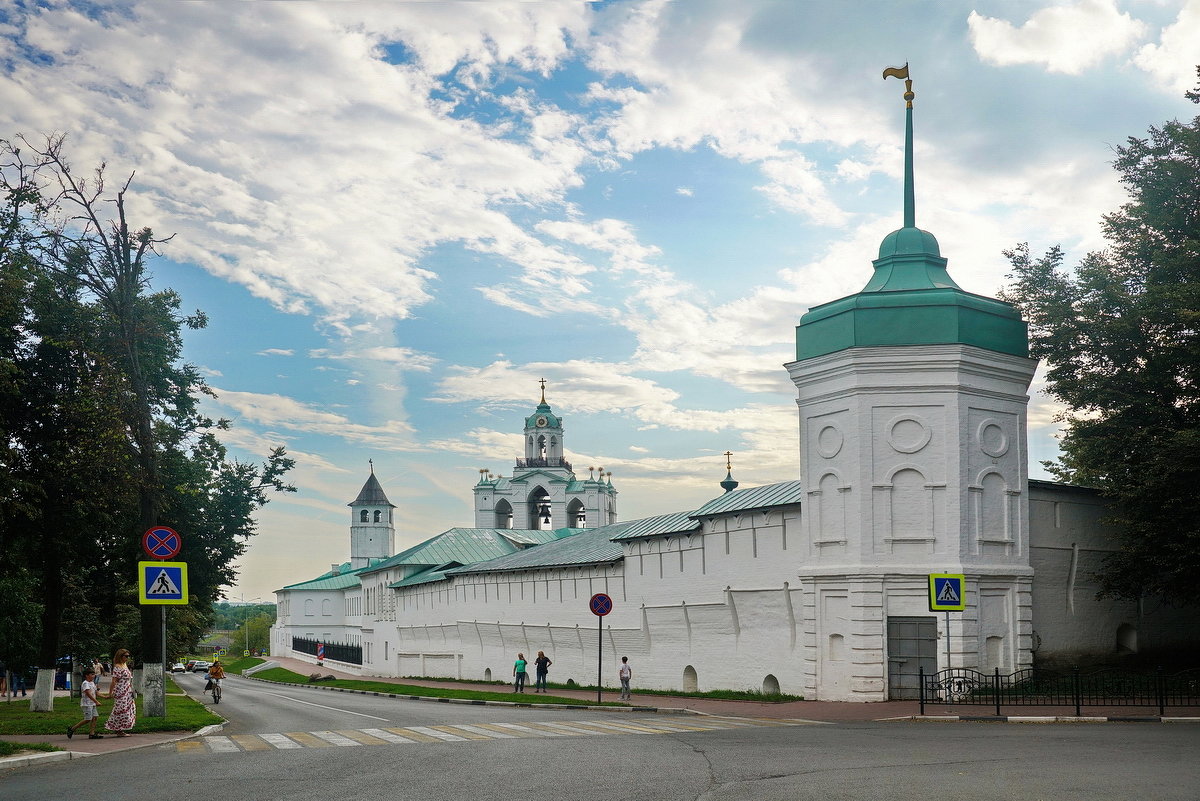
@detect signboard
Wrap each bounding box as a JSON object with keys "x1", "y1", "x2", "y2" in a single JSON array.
[
  {"x1": 142, "y1": 526, "x2": 182, "y2": 560},
  {"x1": 138, "y1": 561, "x2": 188, "y2": 605},
  {"x1": 317, "y1": 642, "x2": 325, "y2": 661},
  {"x1": 589, "y1": 592, "x2": 613, "y2": 617},
  {"x1": 928, "y1": 574, "x2": 966, "y2": 611}
]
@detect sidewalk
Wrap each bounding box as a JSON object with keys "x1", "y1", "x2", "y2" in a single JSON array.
[{"x1": 261, "y1": 655, "x2": 1198, "y2": 723}]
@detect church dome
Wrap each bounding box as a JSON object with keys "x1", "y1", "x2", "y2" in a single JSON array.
[{"x1": 877, "y1": 226, "x2": 941, "y2": 259}]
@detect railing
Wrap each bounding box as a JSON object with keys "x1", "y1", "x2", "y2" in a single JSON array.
[
  {"x1": 919, "y1": 666, "x2": 1200, "y2": 716},
  {"x1": 292, "y1": 636, "x2": 362, "y2": 666},
  {"x1": 515, "y1": 457, "x2": 573, "y2": 471}
]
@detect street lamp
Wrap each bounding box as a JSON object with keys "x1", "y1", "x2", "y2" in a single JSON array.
[{"x1": 238, "y1": 595, "x2": 262, "y2": 655}]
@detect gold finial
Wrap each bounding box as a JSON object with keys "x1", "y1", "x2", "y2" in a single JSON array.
[
  {"x1": 882, "y1": 63, "x2": 913, "y2": 108},
  {"x1": 724, "y1": 451, "x2": 733, "y2": 471},
  {"x1": 539, "y1": 377, "x2": 547, "y2": 404}
]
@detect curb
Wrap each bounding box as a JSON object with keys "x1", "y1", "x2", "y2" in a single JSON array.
[
  {"x1": 910, "y1": 715, "x2": 1200, "y2": 723},
  {"x1": 0, "y1": 750, "x2": 77, "y2": 769},
  {"x1": 244, "y1": 675, "x2": 701, "y2": 715}
]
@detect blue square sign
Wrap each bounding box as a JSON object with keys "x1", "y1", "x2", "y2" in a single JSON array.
[
  {"x1": 929, "y1": 573, "x2": 965, "y2": 611},
  {"x1": 138, "y1": 561, "x2": 188, "y2": 605}
]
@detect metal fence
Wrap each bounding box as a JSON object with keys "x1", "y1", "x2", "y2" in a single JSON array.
[
  {"x1": 292, "y1": 636, "x2": 362, "y2": 666},
  {"x1": 919, "y1": 666, "x2": 1200, "y2": 716}
]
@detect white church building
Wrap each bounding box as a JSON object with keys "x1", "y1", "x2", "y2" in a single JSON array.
[{"x1": 271, "y1": 86, "x2": 1198, "y2": 702}]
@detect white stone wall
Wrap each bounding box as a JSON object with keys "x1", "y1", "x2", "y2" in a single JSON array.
[{"x1": 1028, "y1": 482, "x2": 1200, "y2": 667}]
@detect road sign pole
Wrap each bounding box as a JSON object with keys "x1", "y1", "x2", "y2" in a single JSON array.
[
  {"x1": 945, "y1": 610, "x2": 950, "y2": 670},
  {"x1": 596, "y1": 614, "x2": 602, "y2": 704}
]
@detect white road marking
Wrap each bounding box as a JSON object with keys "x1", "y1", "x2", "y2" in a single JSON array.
[
  {"x1": 406, "y1": 726, "x2": 468, "y2": 742},
  {"x1": 254, "y1": 690, "x2": 390, "y2": 721},
  {"x1": 204, "y1": 736, "x2": 242, "y2": 752},
  {"x1": 259, "y1": 733, "x2": 303, "y2": 749},
  {"x1": 311, "y1": 730, "x2": 362, "y2": 746},
  {"x1": 361, "y1": 727, "x2": 418, "y2": 744}
]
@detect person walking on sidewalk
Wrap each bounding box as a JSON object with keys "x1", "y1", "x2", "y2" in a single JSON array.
[
  {"x1": 104, "y1": 648, "x2": 135, "y2": 737},
  {"x1": 67, "y1": 668, "x2": 103, "y2": 740},
  {"x1": 618, "y1": 656, "x2": 633, "y2": 701},
  {"x1": 533, "y1": 651, "x2": 552, "y2": 693},
  {"x1": 512, "y1": 653, "x2": 528, "y2": 693}
]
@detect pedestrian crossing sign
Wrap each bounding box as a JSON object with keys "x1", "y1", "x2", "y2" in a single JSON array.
[
  {"x1": 928, "y1": 573, "x2": 966, "y2": 611},
  {"x1": 138, "y1": 561, "x2": 189, "y2": 605}
]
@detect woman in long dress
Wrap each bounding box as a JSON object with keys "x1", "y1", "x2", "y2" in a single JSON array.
[{"x1": 105, "y1": 648, "x2": 135, "y2": 736}]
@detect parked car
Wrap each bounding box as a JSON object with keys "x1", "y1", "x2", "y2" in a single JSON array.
[
  {"x1": 170, "y1": 663, "x2": 186, "y2": 673},
  {"x1": 191, "y1": 660, "x2": 211, "y2": 673}
]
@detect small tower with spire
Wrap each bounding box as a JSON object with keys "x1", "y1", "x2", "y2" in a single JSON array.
[
  {"x1": 785, "y1": 66, "x2": 1038, "y2": 701},
  {"x1": 348, "y1": 460, "x2": 395, "y2": 569}
]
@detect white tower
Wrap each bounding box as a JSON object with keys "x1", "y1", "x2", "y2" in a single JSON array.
[
  {"x1": 348, "y1": 462, "x2": 395, "y2": 569},
  {"x1": 474, "y1": 381, "x2": 618, "y2": 530},
  {"x1": 786, "y1": 70, "x2": 1037, "y2": 701}
]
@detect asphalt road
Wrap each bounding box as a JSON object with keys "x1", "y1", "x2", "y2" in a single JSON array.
[{"x1": 4, "y1": 672, "x2": 1198, "y2": 801}]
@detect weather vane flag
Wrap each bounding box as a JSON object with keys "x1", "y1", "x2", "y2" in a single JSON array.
[{"x1": 883, "y1": 62, "x2": 916, "y2": 227}]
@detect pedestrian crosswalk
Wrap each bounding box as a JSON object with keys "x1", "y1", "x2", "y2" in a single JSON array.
[{"x1": 175, "y1": 715, "x2": 805, "y2": 755}]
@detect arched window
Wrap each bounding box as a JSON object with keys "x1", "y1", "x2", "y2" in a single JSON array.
[
  {"x1": 495, "y1": 499, "x2": 514, "y2": 529},
  {"x1": 683, "y1": 665, "x2": 698, "y2": 692},
  {"x1": 567, "y1": 498, "x2": 586, "y2": 528},
  {"x1": 537, "y1": 435, "x2": 547, "y2": 458},
  {"x1": 373, "y1": 509, "x2": 382, "y2": 523},
  {"x1": 304, "y1": 599, "x2": 314, "y2": 616},
  {"x1": 359, "y1": 509, "x2": 369, "y2": 522},
  {"x1": 762, "y1": 674, "x2": 781, "y2": 695}
]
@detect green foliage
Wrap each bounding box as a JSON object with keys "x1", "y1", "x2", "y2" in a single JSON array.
[
  {"x1": 0, "y1": 741, "x2": 62, "y2": 756},
  {"x1": 210, "y1": 602, "x2": 276, "y2": 630},
  {"x1": 0, "y1": 693, "x2": 220, "y2": 735},
  {"x1": 0, "y1": 134, "x2": 295, "y2": 666},
  {"x1": 1001, "y1": 68, "x2": 1200, "y2": 603}
]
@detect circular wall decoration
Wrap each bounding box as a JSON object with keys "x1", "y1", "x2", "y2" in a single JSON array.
[
  {"x1": 888, "y1": 416, "x2": 931, "y2": 454},
  {"x1": 978, "y1": 420, "x2": 1009, "y2": 457},
  {"x1": 816, "y1": 425, "x2": 843, "y2": 458}
]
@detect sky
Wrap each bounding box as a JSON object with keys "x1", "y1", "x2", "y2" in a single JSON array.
[{"x1": 2, "y1": 0, "x2": 1197, "y2": 602}]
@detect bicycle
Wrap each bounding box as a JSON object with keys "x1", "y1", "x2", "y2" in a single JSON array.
[{"x1": 211, "y1": 679, "x2": 222, "y2": 704}]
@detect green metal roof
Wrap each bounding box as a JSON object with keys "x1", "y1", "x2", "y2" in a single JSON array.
[
  {"x1": 608, "y1": 510, "x2": 700, "y2": 541},
  {"x1": 691, "y1": 481, "x2": 805, "y2": 518},
  {"x1": 278, "y1": 562, "x2": 369, "y2": 592},
  {"x1": 795, "y1": 87, "x2": 1028, "y2": 362},
  {"x1": 390, "y1": 565, "x2": 455, "y2": 589},
  {"x1": 358, "y1": 527, "x2": 569, "y2": 577}
]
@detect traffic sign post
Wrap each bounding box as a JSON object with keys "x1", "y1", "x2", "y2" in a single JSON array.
[
  {"x1": 929, "y1": 574, "x2": 966, "y2": 671},
  {"x1": 589, "y1": 593, "x2": 612, "y2": 703},
  {"x1": 142, "y1": 526, "x2": 182, "y2": 560}
]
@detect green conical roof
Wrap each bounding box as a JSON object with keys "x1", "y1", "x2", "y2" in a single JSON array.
[{"x1": 795, "y1": 75, "x2": 1027, "y2": 361}]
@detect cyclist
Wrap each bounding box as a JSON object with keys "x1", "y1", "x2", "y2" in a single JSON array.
[{"x1": 207, "y1": 660, "x2": 226, "y2": 703}]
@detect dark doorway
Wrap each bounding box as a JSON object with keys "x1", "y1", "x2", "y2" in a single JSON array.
[{"x1": 887, "y1": 616, "x2": 937, "y2": 700}]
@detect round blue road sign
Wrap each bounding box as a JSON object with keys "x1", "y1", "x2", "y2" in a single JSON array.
[
  {"x1": 142, "y1": 526, "x2": 182, "y2": 560},
  {"x1": 589, "y1": 592, "x2": 613, "y2": 616}
]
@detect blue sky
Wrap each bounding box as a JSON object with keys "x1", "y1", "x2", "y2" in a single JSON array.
[{"x1": 3, "y1": 0, "x2": 1196, "y2": 601}]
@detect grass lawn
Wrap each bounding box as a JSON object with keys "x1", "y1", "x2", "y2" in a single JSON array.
[
  {"x1": 0, "y1": 693, "x2": 222, "y2": 736},
  {"x1": 0, "y1": 740, "x2": 61, "y2": 756},
  {"x1": 250, "y1": 667, "x2": 627, "y2": 706}
]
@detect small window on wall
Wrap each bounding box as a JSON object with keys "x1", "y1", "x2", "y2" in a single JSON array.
[
  {"x1": 304, "y1": 599, "x2": 314, "y2": 616},
  {"x1": 373, "y1": 509, "x2": 382, "y2": 523},
  {"x1": 360, "y1": 509, "x2": 369, "y2": 522},
  {"x1": 321, "y1": 599, "x2": 332, "y2": 616},
  {"x1": 683, "y1": 665, "x2": 698, "y2": 693},
  {"x1": 762, "y1": 674, "x2": 781, "y2": 695},
  {"x1": 1116, "y1": 623, "x2": 1138, "y2": 654}
]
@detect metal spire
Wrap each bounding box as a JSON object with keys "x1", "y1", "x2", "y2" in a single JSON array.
[{"x1": 883, "y1": 63, "x2": 915, "y2": 228}]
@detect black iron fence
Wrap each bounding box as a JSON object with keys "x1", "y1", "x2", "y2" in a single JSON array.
[
  {"x1": 292, "y1": 636, "x2": 362, "y2": 666},
  {"x1": 919, "y1": 666, "x2": 1200, "y2": 716}
]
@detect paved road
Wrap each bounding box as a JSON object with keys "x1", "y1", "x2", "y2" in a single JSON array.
[{"x1": 5, "y1": 674, "x2": 1198, "y2": 800}]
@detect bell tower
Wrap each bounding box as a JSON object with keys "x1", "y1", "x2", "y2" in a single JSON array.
[
  {"x1": 348, "y1": 460, "x2": 395, "y2": 568},
  {"x1": 473, "y1": 381, "x2": 618, "y2": 530}
]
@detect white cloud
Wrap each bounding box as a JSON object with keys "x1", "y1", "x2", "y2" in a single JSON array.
[
  {"x1": 310, "y1": 346, "x2": 437, "y2": 371},
  {"x1": 1133, "y1": 0, "x2": 1200, "y2": 95},
  {"x1": 675, "y1": 186, "x2": 693, "y2": 196},
  {"x1": 207, "y1": 388, "x2": 418, "y2": 451},
  {"x1": 968, "y1": 0, "x2": 1147, "y2": 75},
  {"x1": 257, "y1": 348, "x2": 294, "y2": 356}
]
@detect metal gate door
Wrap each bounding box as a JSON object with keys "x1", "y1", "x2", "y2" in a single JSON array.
[{"x1": 887, "y1": 616, "x2": 937, "y2": 700}]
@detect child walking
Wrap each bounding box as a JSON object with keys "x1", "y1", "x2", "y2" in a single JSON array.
[{"x1": 67, "y1": 668, "x2": 104, "y2": 740}]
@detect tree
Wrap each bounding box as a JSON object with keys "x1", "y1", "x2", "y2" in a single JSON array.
[
  {"x1": 1001, "y1": 68, "x2": 1200, "y2": 604},
  {"x1": 0, "y1": 134, "x2": 295, "y2": 673}
]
